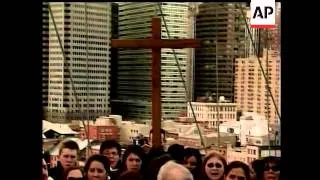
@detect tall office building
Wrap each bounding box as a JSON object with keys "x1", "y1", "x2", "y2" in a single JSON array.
[
  {"x1": 110, "y1": 3, "x2": 119, "y2": 102},
  {"x1": 42, "y1": 2, "x2": 112, "y2": 123},
  {"x1": 42, "y1": 2, "x2": 50, "y2": 117},
  {"x1": 234, "y1": 49, "x2": 280, "y2": 124},
  {"x1": 112, "y1": 2, "x2": 193, "y2": 120},
  {"x1": 194, "y1": 3, "x2": 247, "y2": 101}
]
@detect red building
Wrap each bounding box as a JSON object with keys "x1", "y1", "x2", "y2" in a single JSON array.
[
  {"x1": 80, "y1": 125, "x2": 120, "y2": 142},
  {"x1": 79, "y1": 117, "x2": 121, "y2": 142}
]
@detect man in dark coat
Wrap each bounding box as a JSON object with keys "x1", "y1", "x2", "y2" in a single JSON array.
[
  {"x1": 100, "y1": 140, "x2": 122, "y2": 180},
  {"x1": 49, "y1": 140, "x2": 80, "y2": 180}
]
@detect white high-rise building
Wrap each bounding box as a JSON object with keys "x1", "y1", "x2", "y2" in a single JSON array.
[
  {"x1": 112, "y1": 2, "x2": 193, "y2": 120},
  {"x1": 42, "y1": 2, "x2": 112, "y2": 122}
]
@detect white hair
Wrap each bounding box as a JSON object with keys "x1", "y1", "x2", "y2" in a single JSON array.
[{"x1": 157, "y1": 161, "x2": 193, "y2": 180}]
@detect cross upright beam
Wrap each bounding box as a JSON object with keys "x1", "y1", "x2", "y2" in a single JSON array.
[
  {"x1": 151, "y1": 17, "x2": 161, "y2": 148},
  {"x1": 112, "y1": 17, "x2": 201, "y2": 148}
]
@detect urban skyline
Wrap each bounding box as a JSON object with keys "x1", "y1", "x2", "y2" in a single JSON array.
[
  {"x1": 42, "y1": 2, "x2": 281, "y2": 128},
  {"x1": 42, "y1": 2, "x2": 282, "y2": 169}
]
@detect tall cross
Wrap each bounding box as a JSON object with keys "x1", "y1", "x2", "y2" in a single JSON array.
[{"x1": 112, "y1": 17, "x2": 201, "y2": 148}]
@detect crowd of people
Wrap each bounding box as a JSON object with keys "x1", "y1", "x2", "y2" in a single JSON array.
[{"x1": 42, "y1": 139, "x2": 280, "y2": 180}]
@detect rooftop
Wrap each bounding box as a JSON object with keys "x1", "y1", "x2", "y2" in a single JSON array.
[{"x1": 43, "y1": 120, "x2": 78, "y2": 135}]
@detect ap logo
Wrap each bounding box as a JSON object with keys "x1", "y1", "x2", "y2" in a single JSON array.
[{"x1": 250, "y1": 0, "x2": 276, "y2": 28}]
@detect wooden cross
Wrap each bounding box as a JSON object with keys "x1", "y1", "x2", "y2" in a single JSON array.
[{"x1": 112, "y1": 17, "x2": 201, "y2": 148}]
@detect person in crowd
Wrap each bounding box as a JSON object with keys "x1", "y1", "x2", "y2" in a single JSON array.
[
  {"x1": 142, "y1": 141, "x2": 170, "y2": 180},
  {"x1": 250, "y1": 159, "x2": 264, "y2": 180},
  {"x1": 157, "y1": 160, "x2": 194, "y2": 180},
  {"x1": 65, "y1": 167, "x2": 84, "y2": 180},
  {"x1": 167, "y1": 144, "x2": 185, "y2": 164},
  {"x1": 261, "y1": 157, "x2": 280, "y2": 180},
  {"x1": 121, "y1": 145, "x2": 146, "y2": 173},
  {"x1": 44, "y1": 151, "x2": 52, "y2": 168},
  {"x1": 84, "y1": 155, "x2": 110, "y2": 180},
  {"x1": 199, "y1": 152, "x2": 227, "y2": 180},
  {"x1": 149, "y1": 129, "x2": 166, "y2": 146},
  {"x1": 100, "y1": 140, "x2": 122, "y2": 180},
  {"x1": 43, "y1": 158, "x2": 49, "y2": 180},
  {"x1": 118, "y1": 171, "x2": 143, "y2": 180},
  {"x1": 142, "y1": 129, "x2": 167, "y2": 154},
  {"x1": 224, "y1": 161, "x2": 250, "y2": 180},
  {"x1": 144, "y1": 146, "x2": 166, "y2": 167},
  {"x1": 141, "y1": 128, "x2": 167, "y2": 174},
  {"x1": 144, "y1": 151, "x2": 172, "y2": 180},
  {"x1": 43, "y1": 157, "x2": 54, "y2": 180},
  {"x1": 183, "y1": 148, "x2": 202, "y2": 179},
  {"x1": 49, "y1": 140, "x2": 80, "y2": 180}
]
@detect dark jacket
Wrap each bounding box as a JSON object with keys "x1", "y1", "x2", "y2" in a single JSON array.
[
  {"x1": 48, "y1": 162, "x2": 65, "y2": 180},
  {"x1": 110, "y1": 161, "x2": 121, "y2": 180},
  {"x1": 143, "y1": 153, "x2": 172, "y2": 180},
  {"x1": 110, "y1": 168, "x2": 121, "y2": 180}
]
